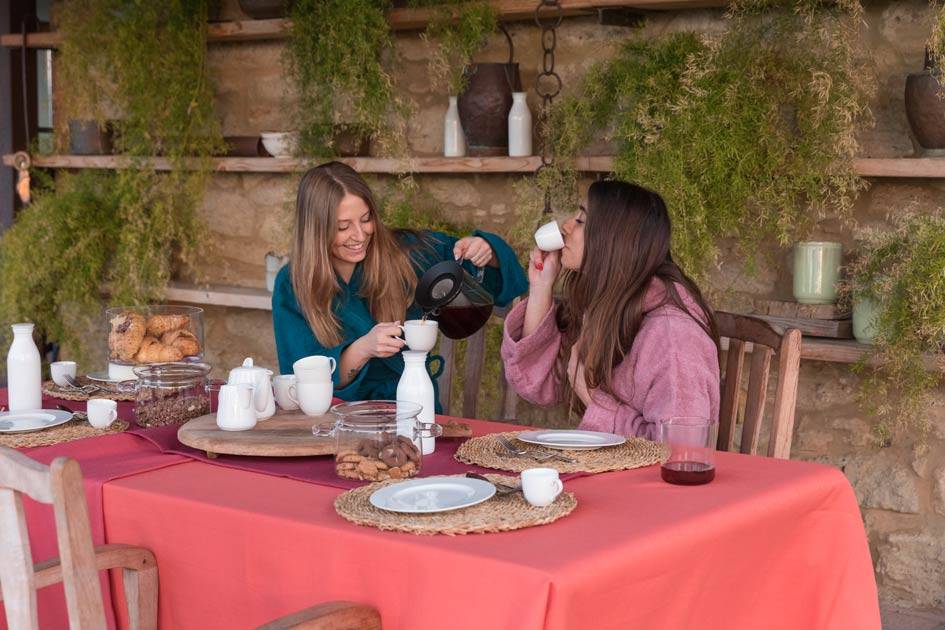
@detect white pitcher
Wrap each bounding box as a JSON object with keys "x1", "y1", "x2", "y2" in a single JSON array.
[
  {"x1": 396, "y1": 350, "x2": 436, "y2": 455},
  {"x1": 227, "y1": 357, "x2": 275, "y2": 420},
  {"x1": 508, "y1": 92, "x2": 532, "y2": 157}
]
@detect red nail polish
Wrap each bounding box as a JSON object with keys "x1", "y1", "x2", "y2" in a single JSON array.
[{"x1": 536, "y1": 262, "x2": 544, "y2": 271}]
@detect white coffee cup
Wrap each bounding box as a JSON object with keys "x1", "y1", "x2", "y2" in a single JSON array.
[
  {"x1": 216, "y1": 383, "x2": 257, "y2": 431},
  {"x1": 534, "y1": 220, "x2": 564, "y2": 252},
  {"x1": 399, "y1": 319, "x2": 438, "y2": 352},
  {"x1": 50, "y1": 361, "x2": 77, "y2": 388},
  {"x1": 521, "y1": 468, "x2": 564, "y2": 507},
  {"x1": 293, "y1": 355, "x2": 336, "y2": 384},
  {"x1": 290, "y1": 381, "x2": 333, "y2": 416},
  {"x1": 273, "y1": 374, "x2": 299, "y2": 411},
  {"x1": 86, "y1": 398, "x2": 118, "y2": 430}
]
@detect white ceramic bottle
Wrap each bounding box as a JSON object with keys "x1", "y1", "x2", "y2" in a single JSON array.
[
  {"x1": 396, "y1": 350, "x2": 436, "y2": 455},
  {"x1": 508, "y1": 92, "x2": 533, "y2": 157},
  {"x1": 443, "y1": 96, "x2": 467, "y2": 158},
  {"x1": 7, "y1": 323, "x2": 42, "y2": 411}
]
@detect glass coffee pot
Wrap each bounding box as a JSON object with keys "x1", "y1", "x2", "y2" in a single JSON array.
[{"x1": 415, "y1": 260, "x2": 494, "y2": 339}]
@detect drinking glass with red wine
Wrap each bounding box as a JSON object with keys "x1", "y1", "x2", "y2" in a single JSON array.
[{"x1": 660, "y1": 416, "x2": 718, "y2": 486}]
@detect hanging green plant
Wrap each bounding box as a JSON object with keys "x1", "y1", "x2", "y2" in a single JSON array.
[
  {"x1": 285, "y1": 0, "x2": 406, "y2": 157},
  {"x1": 416, "y1": 0, "x2": 499, "y2": 96},
  {"x1": 525, "y1": 0, "x2": 871, "y2": 276},
  {"x1": 0, "y1": 0, "x2": 222, "y2": 359},
  {"x1": 842, "y1": 213, "x2": 945, "y2": 442}
]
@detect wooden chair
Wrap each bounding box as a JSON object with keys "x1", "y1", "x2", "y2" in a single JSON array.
[
  {"x1": 715, "y1": 311, "x2": 802, "y2": 460},
  {"x1": 437, "y1": 305, "x2": 519, "y2": 421},
  {"x1": 0, "y1": 446, "x2": 381, "y2": 630}
]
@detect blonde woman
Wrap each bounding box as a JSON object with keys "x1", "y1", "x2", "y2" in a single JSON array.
[{"x1": 272, "y1": 162, "x2": 527, "y2": 408}]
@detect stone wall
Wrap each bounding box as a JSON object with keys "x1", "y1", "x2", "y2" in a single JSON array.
[{"x1": 188, "y1": 0, "x2": 943, "y2": 611}]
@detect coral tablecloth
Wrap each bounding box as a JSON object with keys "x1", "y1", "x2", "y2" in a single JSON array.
[
  {"x1": 2, "y1": 389, "x2": 880, "y2": 630},
  {"x1": 102, "y1": 448, "x2": 880, "y2": 630}
]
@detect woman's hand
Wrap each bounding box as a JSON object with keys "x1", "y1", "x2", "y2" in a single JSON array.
[
  {"x1": 528, "y1": 247, "x2": 561, "y2": 290},
  {"x1": 356, "y1": 322, "x2": 406, "y2": 359},
  {"x1": 454, "y1": 236, "x2": 496, "y2": 268}
]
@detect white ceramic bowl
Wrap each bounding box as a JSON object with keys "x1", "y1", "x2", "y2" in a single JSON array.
[{"x1": 260, "y1": 131, "x2": 298, "y2": 158}]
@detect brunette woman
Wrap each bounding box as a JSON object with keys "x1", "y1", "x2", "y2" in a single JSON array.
[
  {"x1": 273, "y1": 161, "x2": 527, "y2": 407},
  {"x1": 501, "y1": 181, "x2": 720, "y2": 439}
]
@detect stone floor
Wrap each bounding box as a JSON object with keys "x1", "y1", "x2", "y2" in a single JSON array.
[{"x1": 883, "y1": 604, "x2": 945, "y2": 630}]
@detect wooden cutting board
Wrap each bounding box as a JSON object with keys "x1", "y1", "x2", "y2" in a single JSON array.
[
  {"x1": 177, "y1": 410, "x2": 473, "y2": 458},
  {"x1": 177, "y1": 410, "x2": 336, "y2": 457}
]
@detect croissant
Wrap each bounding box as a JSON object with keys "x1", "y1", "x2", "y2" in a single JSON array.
[
  {"x1": 146, "y1": 314, "x2": 191, "y2": 338},
  {"x1": 135, "y1": 336, "x2": 184, "y2": 363},
  {"x1": 161, "y1": 329, "x2": 201, "y2": 357},
  {"x1": 108, "y1": 311, "x2": 146, "y2": 362}
]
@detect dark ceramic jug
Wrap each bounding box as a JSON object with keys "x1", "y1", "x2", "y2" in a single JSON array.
[
  {"x1": 457, "y1": 62, "x2": 521, "y2": 156},
  {"x1": 905, "y1": 48, "x2": 945, "y2": 156}
]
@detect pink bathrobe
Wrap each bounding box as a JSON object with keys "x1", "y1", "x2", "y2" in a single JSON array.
[{"x1": 501, "y1": 280, "x2": 720, "y2": 440}]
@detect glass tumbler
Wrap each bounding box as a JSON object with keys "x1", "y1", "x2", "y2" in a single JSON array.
[{"x1": 659, "y1": 416, "x2": 718, "y2": 486}]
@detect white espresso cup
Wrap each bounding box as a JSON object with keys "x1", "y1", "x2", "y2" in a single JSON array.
[
  {"x1": 50, "y1": 361, "x2": 77, "y2": 388},
  {"x1": 399, "y1": 319, "x2": 438, "y2": 352},
  {"x1": 86, "y1": 398, "x2": 118, "y2": 430},
  {"x1": 273, "y1": 374, "x2": 299, "y2": 411},
  {"x1": 534, "y1": 219, "x2": 565, "y2": 252},
  {"x1": 293, "y1": 355, "x2": 336, "y2": 384},
  {"x1": 521, "y1": 468, "x2": 564, "y2": 507},
  {"x1": 290, "y1": 381, "x2": 333, "y2": 416},
  {"x1": 216, "y1": 383, "x2": 257, "y2": 431}
]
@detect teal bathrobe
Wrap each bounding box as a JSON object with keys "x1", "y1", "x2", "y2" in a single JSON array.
[{"x1": 271, "y1": 230, "x2": 528, "y2": 412}]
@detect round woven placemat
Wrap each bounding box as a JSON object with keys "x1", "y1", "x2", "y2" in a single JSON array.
[
  {"x1": 42, "y1": 380, "x2": 135, "y2": 402},
  {"x1": 0, "y1": 420, "x2": 129, "y2": 449},
  {"x1": 455, "y1": 431, "x2": 667, "y2": 474},
  {"x1": 335, "y1": 474, "x2": 577, "y2": 536}
]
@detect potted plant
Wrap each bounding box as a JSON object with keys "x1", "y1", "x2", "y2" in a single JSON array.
[
  {"x1": 844, "y1": 212, "x2": 945, "y2": 441},
  {"x1": 284, "y1": 0, "x2": 404, "y2": 158},
  {"x1": 905, "y1": 3, "x2": 945, "y2": 154}
]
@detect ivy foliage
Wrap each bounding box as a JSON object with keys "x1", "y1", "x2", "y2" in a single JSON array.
[{"x1": 528, "y1": 0, "x2": 871, "y2": 277}]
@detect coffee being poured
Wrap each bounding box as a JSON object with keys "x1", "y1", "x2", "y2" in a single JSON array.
[{"x1": 414, "y1": 260, "x2": 494, "y2": 339}]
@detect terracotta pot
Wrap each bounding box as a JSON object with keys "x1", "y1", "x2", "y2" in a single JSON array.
[
  {"x1": 457, "y1": 63, "x2": 521, "y2": 156},
  {"x1": 333, "y1": 124, "x2": 371, "y2": 157},
  {"x1": 68, "y1": 120, "x2": 113, "y2": 155},
  {"x1": 238, "y1": 0, "x2": 294, "y2": 19},
  {"x1": 224, "y1": 136, "x2": 265, "y2": 157},
  {"x1": 905, "y1": 50, "x2": 945, "y2": 156}
]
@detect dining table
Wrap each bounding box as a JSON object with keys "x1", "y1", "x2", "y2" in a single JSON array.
[{"x1": 1, "y1": 388, "x2": 881, "y2": 630}]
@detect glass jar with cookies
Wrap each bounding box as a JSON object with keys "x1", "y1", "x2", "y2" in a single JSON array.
[
  {"x1": 314, "y1": 401, "x2": 443, "y2": 482},
  {"x1": 105, "y1": 305, "x2": 204, "y2": 380}
]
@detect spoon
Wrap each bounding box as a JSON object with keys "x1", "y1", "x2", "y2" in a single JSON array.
[
  {"x1": 56, "y1": 404, "x2": 88, "y2": 422},
  {"x1": 465, "y1": 472, "x2": 520, "y2": 496}
]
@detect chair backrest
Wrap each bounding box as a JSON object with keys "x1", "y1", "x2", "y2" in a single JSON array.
[
  {"x1": 437, "y1": 305, "x2": 518, "y2": 421},
  {"x1": 715, "y1": 311, "x2": 802, "y2": 459},
  {"x1": 0, "y1": 446, "x2": 106, "y2": 629}
]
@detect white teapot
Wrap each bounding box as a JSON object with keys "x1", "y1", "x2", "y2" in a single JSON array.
[{"x1": 227, "y1": 357, "x2": 275, "y2": 420}]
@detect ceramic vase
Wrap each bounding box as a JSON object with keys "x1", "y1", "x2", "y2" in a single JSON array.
[
  {"x1": 444, "y1": 96, "x2": 467, "y2": 157},
  {"x1": 508, "y1": 92, "x2": 532, "y2": 157},
  {"x1": 793, "y1": 241, "x2": 842, "y2": 305}
]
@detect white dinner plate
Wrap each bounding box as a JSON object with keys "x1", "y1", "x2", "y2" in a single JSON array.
[
  {"x1": 516, "y1": 429, "x2": 626, "y2": 451},
  {"x1": 86, "y1": 371, "x2": 122, "y2": 384},
  {"x1": 0, "y1": 409, "x2": 74, "y2": 434},
  {"x1": 369, "y1": 476, "x2": 496, "y2": 514}
]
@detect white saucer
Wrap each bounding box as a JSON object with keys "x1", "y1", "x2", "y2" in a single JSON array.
[
  {"x1": 516, "y1": 429, "x2": 626, "y2": 451},
  {"x1": 0, "y1": 409, "x2": 74, "y2": 433},
  {"x1": 86, "y1": 371, "x2": 123, "y2": 384},
  {"x1": 369, "y1": 476, "x2": 496, "y2": 514}
]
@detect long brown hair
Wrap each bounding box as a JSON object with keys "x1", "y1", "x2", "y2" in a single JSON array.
[
  {"x1": 555, "y1": 180, "x2": 719, "y2": 411},
  {"x1": 290, "y1": 162, "x2": 416, "y2": 346}
]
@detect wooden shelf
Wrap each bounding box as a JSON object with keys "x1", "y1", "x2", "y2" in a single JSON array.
[
  {"x1": 9, "y1": 154, "x2": 945, "y2": 178},
  {"x1": 0, "y1": 153, "x2": 606, "y2": 173},
  {"x1": 165, "y1": 282, "x2": 271, "y2": 310},
  {"x1": 0, "y1": 1, "x2": 728, "y2": 49}
]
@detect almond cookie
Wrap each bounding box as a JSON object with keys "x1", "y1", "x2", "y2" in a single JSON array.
[{"x1": 108, "y1": 311, "x2": 146, "y2": 362}]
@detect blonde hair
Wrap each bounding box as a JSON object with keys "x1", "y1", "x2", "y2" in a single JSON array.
[{"x1": 291, "y1": 162, "x2": 417, "y2": 346}]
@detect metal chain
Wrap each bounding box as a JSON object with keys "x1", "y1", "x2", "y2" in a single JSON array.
[{"x1": 534, "y1": 0, "x2": 563, "y2": 216}]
